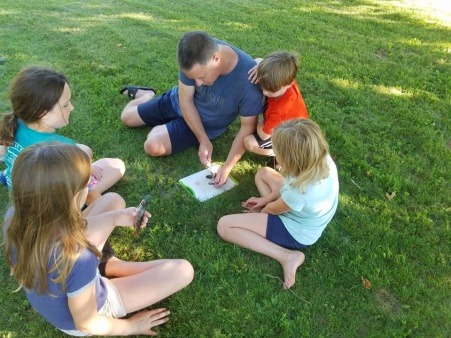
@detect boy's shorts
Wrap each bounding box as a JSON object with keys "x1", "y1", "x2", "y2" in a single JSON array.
[
  {"x1": 253, "y1": 132, "x2": 272, "y2": 149},
  {"x1": 137, "y1": 92, "x2": 200, "y2": 154},
  {"x1": 266, "y1": 214, "x2": 309, "y2": 250},
  {"x1": 60, "y1": 277, "x2": 126, "y2": 336}
]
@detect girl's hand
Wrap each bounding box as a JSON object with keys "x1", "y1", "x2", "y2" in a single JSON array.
[
  {"x1": 241, "y1": 197, "x2": 266, "y2": 213},
  {"x1": 115, "y1": 208, "x2": 151, "y2": 228},
  {"x1": 128, "y1": 308, "x2": 170, "y2": 336},
  {"x1": 91, "y1": 165, "x2": 103, "y2": 181}
]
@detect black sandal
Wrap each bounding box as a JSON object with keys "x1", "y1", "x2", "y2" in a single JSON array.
[{"x1": 119, "y1": 85, "x2": 157, "y2": 100}]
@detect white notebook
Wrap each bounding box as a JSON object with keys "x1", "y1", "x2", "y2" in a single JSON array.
[{"x1": 179, "y1": 166, "x2": 237, "y2": 202}]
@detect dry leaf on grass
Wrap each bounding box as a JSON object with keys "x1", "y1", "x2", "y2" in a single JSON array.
[
  {"x1": 385, "y1": 192, "x2": 396, "y2": 200},
  {"x1": 361, "y1": 276, "x2": 372, "y2": 289}
]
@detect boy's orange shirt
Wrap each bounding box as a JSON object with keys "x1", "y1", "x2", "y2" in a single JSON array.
[{"x1": 262, "y1": 81, "x2": 308, "y2": 135}]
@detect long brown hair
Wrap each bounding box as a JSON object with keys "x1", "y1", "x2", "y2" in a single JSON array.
[
  {"x1": 272, "y1": 119, "x2": 330, "y2": 192},
  {"x1": 0, "y1": 67, "x2": 67, "y2": 146},
  {"x1": 4, "y1": 143, "x2": 100, "y2": 294}
]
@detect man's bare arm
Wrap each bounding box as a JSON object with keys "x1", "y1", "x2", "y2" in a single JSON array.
[
  {"x1": 178, "y1": 81, "x2": 213, "y2": 165},
  {"x1": 214, "y1": 115, "x2": 258, "y2": 186}
]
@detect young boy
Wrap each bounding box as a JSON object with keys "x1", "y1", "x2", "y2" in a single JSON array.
[{"x1": 245, "y1": 51, "x2": 309, "y2": 157}]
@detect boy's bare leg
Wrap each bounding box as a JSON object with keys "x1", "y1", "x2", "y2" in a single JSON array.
[{"x1": 244, "y1": 134, "x2": 275, "y2": 156}]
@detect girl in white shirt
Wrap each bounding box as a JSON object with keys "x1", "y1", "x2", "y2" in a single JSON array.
[{"x1": 217, "y1": 119, "x2": 339, "y2": 289}]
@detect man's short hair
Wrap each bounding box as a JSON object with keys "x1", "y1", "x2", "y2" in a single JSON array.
[
  {"x1": 257, "y1": 51, "x2": 299, "y2": 92},
  {"x1": 177, "y1": 31, "x2": 219, "y2": 70}
]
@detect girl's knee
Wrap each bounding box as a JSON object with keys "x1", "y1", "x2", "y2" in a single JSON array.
[
  {"x1": 177, "y1": 259, "x2": 194, "y2": 285},
  {"x1": 112, "y1": 158, "x2": 126, "y2": 175},
  {"x1": 217, "y1": 216, "x2": 230, "y2": 239},
  {"x1": 103, "y1": 192, "x2": 126, "y2": 209}
]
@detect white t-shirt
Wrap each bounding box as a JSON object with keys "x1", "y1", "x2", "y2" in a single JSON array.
[{"x1": 278, "y1": 155, "x2": 339, "y2": 245}]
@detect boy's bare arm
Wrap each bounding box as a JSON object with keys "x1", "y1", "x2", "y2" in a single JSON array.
[{"x1": 248, "y1": 57, "x2": 263, "y2": 83}]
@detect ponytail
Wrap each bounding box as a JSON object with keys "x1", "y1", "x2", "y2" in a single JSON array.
[{"x1": 0, "y1": 113, "x2": 18, "y2": 146}]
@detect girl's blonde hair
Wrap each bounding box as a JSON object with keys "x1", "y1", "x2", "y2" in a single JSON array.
[
  {"x1": 4, "y1": 142, "x2": 100, "y2": 294},
  {"x1": 272, "y1": 119, "x2": 330, "y2": 192}
]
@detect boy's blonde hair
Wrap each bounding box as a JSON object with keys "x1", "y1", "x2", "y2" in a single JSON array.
[
  {"x1": 257, "y1": 51, "x2": 298, "y2": 92},
  {"x1": 4, "y1": 143, "x2": 100, "y2": 294},
  {"x1": 272, "y1": 119, "x2": 330, "y2": 192}
]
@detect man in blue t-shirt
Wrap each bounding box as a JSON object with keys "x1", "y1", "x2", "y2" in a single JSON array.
[{"x1": 120, "y1": 31, "x2": 263, "y2": 186}]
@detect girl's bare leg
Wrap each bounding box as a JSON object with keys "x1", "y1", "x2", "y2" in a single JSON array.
[
  {"x1": 111, "y1": 259, "x2": 194, "y2": 313},
  {"x1": 91, "y1": 158, "x2": 126, "y2": 194},
  {"x1": 104, "y1": 257, "x2": 170, "y2": 278},
  {"x1": 217, "y1": 213, "x2": 304, "y2": 289},
  {"x1": 82, "y1": 192, "x2": 125, "y2": 250},
  {"x1": 254, "y1": 167, "x2": 284, "y2": 197}
]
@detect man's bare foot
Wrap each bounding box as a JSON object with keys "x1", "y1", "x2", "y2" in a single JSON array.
[
  {"x1": 281, "y1": 251, "x2": 305, "y2": 289},
  {"x1": 133, "y1": 89, "x2": 156, "y2": 100}
]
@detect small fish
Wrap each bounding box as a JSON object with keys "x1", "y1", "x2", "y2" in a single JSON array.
[
  {"x1": 206, "y1": 163, "x2": 217, "y2": 181},
  {"x1": 134, "y1": 195, "x2": 150, "y2": 235}
]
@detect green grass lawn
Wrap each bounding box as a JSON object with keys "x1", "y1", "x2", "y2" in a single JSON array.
[{"x1": 0, "y1": 0, "x2": 450, "y2": 337}]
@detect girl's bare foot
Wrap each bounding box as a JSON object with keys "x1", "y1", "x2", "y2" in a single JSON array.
[{"x1": 281, "y1": 251, "x2": 305, "y2": 289}]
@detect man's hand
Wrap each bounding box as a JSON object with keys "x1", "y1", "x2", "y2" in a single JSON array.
[{"x1": 198, "y1": 140, "x2": 213, "y2": 166}]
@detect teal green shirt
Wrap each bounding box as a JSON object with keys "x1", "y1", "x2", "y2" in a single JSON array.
[{"x1": 3, "y1": 119, "x2": 75, "y2": 189}]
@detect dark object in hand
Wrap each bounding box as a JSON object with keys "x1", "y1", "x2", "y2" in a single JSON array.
[{"x1": 134, "y1": 195, "x2": 150, "y2": 235}]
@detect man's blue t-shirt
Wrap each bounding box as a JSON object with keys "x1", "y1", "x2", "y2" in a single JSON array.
[
  {"x1": 169, "y1": 38, "x2": 263, "y2": 139},
  {"x1": 3, "y1": 119, "x2": 75, "y2": 188}
]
